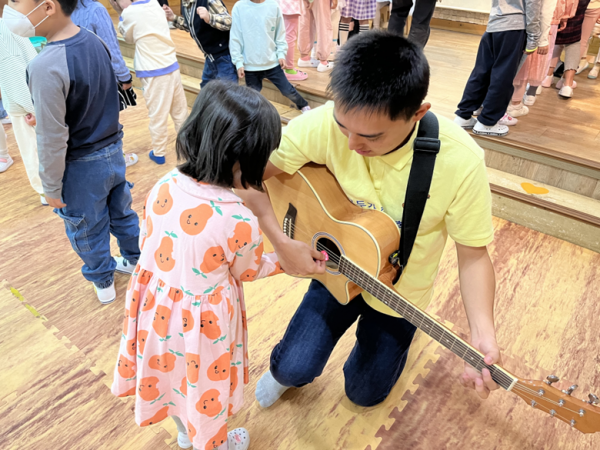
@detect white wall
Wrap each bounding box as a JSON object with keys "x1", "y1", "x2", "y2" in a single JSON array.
[{"x1": 437, "y1": 0, "x2": 491, "y2": 14}]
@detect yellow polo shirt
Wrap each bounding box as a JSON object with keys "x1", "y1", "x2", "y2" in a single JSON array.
[{"x1": 270, "y1": 102, "x2": 494, "y2": 316}]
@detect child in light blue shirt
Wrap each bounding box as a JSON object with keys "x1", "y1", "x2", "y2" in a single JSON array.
[{"x1": 230, "y1": 0, "x2": 310, "y2": 112}]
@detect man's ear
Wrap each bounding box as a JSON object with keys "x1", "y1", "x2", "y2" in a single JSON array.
[{"x1": 412, "y1": 103, "x2": 432, "y2": 123}]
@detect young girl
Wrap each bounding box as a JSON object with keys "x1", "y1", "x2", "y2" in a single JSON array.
[
  {"x1": 111, "y1": 81, "x2": 284, "y2": 450},
  {"x1": 279, "y1": 0, "x2": 310, "y2": 80}
]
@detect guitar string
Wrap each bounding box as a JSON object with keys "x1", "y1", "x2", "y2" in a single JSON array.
[
  {"x1": 281, "y1": 222, "x2": 592, "y2": 413},
  {"x1": 511, "y1": 385, "x2": 586, "y2": 416},
  {"x1": 280, "y1": 222, "x2": 518, "y2": 388}
]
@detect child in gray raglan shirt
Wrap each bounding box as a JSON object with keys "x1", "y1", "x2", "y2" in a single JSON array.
[
  {"x1": 453, "y1": 0, "x2": 542, "y2": 137},
  {"x1": 6, "y1": 0, "x2": 141, "y2": 304}
]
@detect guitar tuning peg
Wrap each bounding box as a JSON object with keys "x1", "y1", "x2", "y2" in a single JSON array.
[
  {"x1": 588, "y1": 394, "x2": 599, "y2": 405},
  {"x1": 545, "y1": 375, "x2": 560, "y2": 386},
  {"x1": 562, "y1": 384, "x2": 578, "y2": 395}
]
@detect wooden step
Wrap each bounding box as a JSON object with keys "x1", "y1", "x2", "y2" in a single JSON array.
[
  {"x1": 122, "y1": 56, "x2": 302, "y2": 124},
  {"x1": 487, "y1": 168, "x2": 600, "y2": 252}
]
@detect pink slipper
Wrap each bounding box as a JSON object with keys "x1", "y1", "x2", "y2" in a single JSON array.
[{"x1": 285, "y1": 69, "x2": 308, "y2": 81}]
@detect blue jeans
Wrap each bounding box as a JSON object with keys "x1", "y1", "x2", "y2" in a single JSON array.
[
  {"x1": 245, "y1": 65, "x2": 309, "y2": 110},
  {"x1": 0, "y1": 99, "x2": 7, "y2": 119},
  {"x1": 201, "y1": 54, "x2": 238, "y2": 88},
  {"x1": 55, "y1": 139, "x2": 140, "y2": 288},
  {"x1": 270, "y1": 280, "x2": 417, "y2": 407}
]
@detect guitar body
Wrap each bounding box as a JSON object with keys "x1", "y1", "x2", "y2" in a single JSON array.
[{"x1": 264, "y1": 163, "x2": 401, "y2": 305}]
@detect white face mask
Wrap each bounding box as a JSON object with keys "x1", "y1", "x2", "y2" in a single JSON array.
[{"x1": 3, "y1": 2, "x2": 49, "y2": 38}]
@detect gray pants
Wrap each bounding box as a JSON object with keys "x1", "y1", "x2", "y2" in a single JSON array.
[
  {"x1": 553, "y1": 41, "x2": 581, "y2": 72},
  {"x1": 388, "y1": 0, "x2": 437, "y2": 47}
]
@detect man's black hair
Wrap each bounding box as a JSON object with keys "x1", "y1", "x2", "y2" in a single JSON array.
[
  {"x1": 328, "y1": 30, "x2": 430, "y2": 121},
  {"x1": 176, "y1": 81, "x2": 281, "y2": 190}
]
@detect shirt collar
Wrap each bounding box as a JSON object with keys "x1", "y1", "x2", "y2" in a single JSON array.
[{"x1": 378, "y1": 121, "x2": 420, "y2": 170}]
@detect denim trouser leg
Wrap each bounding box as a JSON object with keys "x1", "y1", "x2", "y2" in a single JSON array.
[
  {"x1": 201, "y1": 55, "x2": 238, "y2": 89},
  {"x1": 265, "y1": 66, "x2": 309, "y2": 109},
  {"x1": 57, "y1": 139, "x2": 140, "y2": 287},
  {"x1": 270, "y1": 280, "x2": 417, "y2": 407}
]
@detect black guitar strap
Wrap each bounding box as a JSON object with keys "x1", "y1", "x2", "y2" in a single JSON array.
[{"x1": 390, "y1": 111, "x2": 441, "y2": 284}]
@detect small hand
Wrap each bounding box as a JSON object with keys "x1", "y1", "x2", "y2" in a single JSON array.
[
  {"x1": 25, "y1": 113, "x2": 36, "y2": 127},
  {"x1": 537, "y1": 45, "x2": 549, "y2": 56},
  {"x1": 109, "y1": 0, "x2": 124, "y2": 15},
  {"x1": 163, "y1": 5, "x2": 176, "y2": 21},
  {"x1": 331, "y1": 0, "x2": 338, "y2": 8},
  {"x1": 458, "y1": 337, "x2": 501, "y2": 399},
  {"x1": 274, "y1": 237, "x2": 326, "y2": 276},
  {"x1": 197, "y1": 6, "x2": 210, "y2": 23},
  {"x1": 237, "y1": 67, "x2": 245, "y2": 78},
  {"x1": 46, "y1": 196, "x2": 67, "y2": 209},
  {"x1": 558, "y1": 19, "x2": 568, "y2": 32},
  {"x1": 279, "y1": 58, "x2": 285, "y2": 69},
  {"x1": 121, "y1": 82, "x2": 132, "y2": 90}
]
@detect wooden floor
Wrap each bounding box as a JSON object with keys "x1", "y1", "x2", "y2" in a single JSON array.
[{"x1": 1, "y1": 93, "x2": 600, "y2": 449}]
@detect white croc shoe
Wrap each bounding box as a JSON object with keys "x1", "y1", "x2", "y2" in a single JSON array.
[
  {"x1": 228, "y1": 428, "x2": 250, "y2": 450},
  {"x1": 297, "y1": 58, "x2": 319, "y2": 68},
  {"x1": 454, "y1": 116, "x2": 477, "y2": 129}
]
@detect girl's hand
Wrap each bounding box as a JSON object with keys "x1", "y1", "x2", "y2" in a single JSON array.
[
  {"x1": 331, "y1": 0, "x2": 338, "y2": 9},
  {"x1": 237, "y1": 67, "x2": 245, "y2": 78},
  {"x1": 279, "y1": 58, "x2": 286, "y2": 69},
  {"x1": 558, "y1": 19, "x2": 568, "y2": 32},
  {"x1": 537, "y1": 45, "x2": 549, "y2": 56}
]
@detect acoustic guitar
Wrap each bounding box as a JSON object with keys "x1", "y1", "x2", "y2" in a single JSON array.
[{"x1": 264, "y1": 163, "x2": 600, "y2": 433}]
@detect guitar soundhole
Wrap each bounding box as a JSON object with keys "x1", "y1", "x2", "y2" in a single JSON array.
[{"x1": 316, "y1": 237, "x2": 341, "y2": 271}]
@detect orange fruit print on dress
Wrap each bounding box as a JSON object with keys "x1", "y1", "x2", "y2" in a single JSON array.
[
  {"x1": 182, "y1": 308, "x2": 194, "y2": 332},
  {"x1": 186, "y1": 352, "x2": 200, "y2": 383},
  {"x1": 129, "y1": 290, "x2": 140, "y2": 319},
  {"x1": 148, "y1": 353, "x2": 177, "y2": 373},
  {"x1": 230, "y1": 365, "x2": 238, "y2": 396},
  {"x1": 153, "y1": 183, "x2": 173, "y2": 215},
  {"x1": 188, "y1": 422, "x2": 197, "y2": 440},
  {"x1": 155, "y1": 236, "x2": 176, "y2": 272},
  {"x1": 208, "y1": 286, "x2": 225, "y2": 305},
  {"x1": 142, "y1": 290, "x2": 155, "y2": 311},
  {"x1": 207, "y1": 353, "x2": 230, "y2": 381},
  {"x1": 205, "y1": 424, "x2": 227, "y2": 450},
  {"x1": 168, "y1": 287, "x2": 183, "y2": 302},
  {"x1": 180, "y1": 203, "x2": 213, "y2": 235},
  {"x1": 196, "y1": 388, "x2": 222, "y2": 417},
  {"x1": 152, "y1": 305, "x2": 172, "y2": 338},
  {"x1": 141, "y1": 405, "x2": 169, "y2": 426},
  {"x1": 228, "y1": 222, "x2": 252, "y2": 252},
  {"x1": 200, "y1": 311, "x2": 221, "y2": 339},
  {"x1": 138, "y1": 376, "x2": 160, "y2": 401},
  {"x1": 200, "y1": 246, "x2": 225, "y2": 274},
  {"x1": 180, "y1": 376, "x2": 187, "y2": 396},
  {"x1": 118, "y1": 354, "x2": 136, "y2": 378},
  {"x1": 138, "y1": 330, "x2": 149, "y2": 355}
]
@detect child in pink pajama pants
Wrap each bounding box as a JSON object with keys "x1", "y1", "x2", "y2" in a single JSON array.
[
  {"x1": 279, "y1": 0, "x2": 309, "y2": 80},
  {"x1": 297, "y1": 0, "x2": 336, "y2": 73}
]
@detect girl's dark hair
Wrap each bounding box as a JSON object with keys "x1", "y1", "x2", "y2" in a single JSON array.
[
  {"x1": 328, "y1": 30, "x2": 430, "y2": 121},
  {"x1": 176, "y1": 81, "x2": 282, "y2": 191}
]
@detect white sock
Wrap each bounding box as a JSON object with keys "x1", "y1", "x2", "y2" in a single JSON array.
[
  {"x1": 339, "y1": 22, "x2": 350, "y2": 46},
  {"x1": 359, "y1": 24, "x2": 370, "y2": 33},
  {"x1": 255, "y1": 370, "x2": 289, "y2": 408}
]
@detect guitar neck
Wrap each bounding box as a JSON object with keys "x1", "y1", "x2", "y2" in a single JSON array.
[{"x1": 339, "y1": 256, "x2": 517, "y2": 391}]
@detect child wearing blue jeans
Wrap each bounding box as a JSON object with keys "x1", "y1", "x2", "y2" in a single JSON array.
[
  {"x1": 10, "y1": 0, "x2": 141, "y2": 304},
  {"x1": 230, "y1": 0, "x2": 310, "y2": 112}
]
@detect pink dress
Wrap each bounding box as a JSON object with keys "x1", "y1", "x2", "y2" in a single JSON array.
[{"x1": 111, "y1": 170, "x2": 282, "y2": 450}]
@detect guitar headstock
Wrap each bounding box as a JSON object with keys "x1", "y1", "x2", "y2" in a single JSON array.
[{"x1": 513, "y1": 376, "x2": 600, "y2": 433}]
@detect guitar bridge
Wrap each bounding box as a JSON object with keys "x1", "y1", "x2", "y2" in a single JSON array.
[{"x1": 283, "y1": 203, "x2": 297, "y2": 239}]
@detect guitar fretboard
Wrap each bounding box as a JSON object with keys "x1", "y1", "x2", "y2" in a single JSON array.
[{"x1": 339, "y1": 256, "x2": 516, "y2": 391}]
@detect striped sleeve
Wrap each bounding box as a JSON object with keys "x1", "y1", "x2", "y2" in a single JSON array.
[{"x1": 0, "y1": 23, "x2": 37, "y2": 115}]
